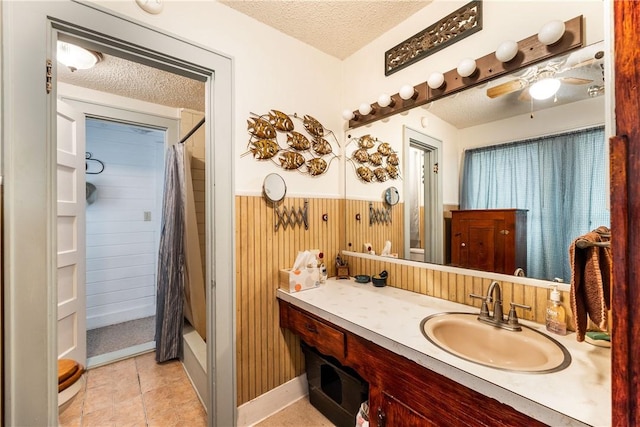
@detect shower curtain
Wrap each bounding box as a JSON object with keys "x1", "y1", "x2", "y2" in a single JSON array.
[
  {"x1": 155, "y1": 143, "x2": 207, "y2": 362},
  {"x1": 155, "y1": 144, "x2": 185, "y2": 362}
]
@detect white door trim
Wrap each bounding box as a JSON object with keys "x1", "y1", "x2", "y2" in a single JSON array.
[
  {"x1": 403, "y1": 126, "x2": 444, "y2": 265},
  {"x1": 2, "y1": 2, "x2": 235, "y2": 426}
]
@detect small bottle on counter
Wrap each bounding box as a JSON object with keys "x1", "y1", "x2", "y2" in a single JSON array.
[
  {"x1": 318, "y1": 252, "x2": 327, "y2": 284},
  {"x1": 545, "y1": 286, "x2": 567, "y2": 335},
  {"x1": 319, "y1": 263, "x2": 327, "y2": 284}
]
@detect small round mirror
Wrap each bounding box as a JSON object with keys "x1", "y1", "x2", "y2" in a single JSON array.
[
  {"x1": 384, "y1": 186, "x2": 400, "y2": 206},
  {"x1": 263, "y1": 173, "x2": 287, "y2": 203}
]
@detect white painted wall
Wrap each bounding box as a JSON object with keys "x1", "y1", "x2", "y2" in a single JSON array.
[
  {"x1": 92, "y1": 0, "x2": 343, "y2": 198},
  {"x1": 458, "y1": 96, "x2": 605, "y2": 150},
  {"x1": 341, "y1": 1, "x2": 605, "y2": 204},
  {"x1": 85, "y1": 119, "x2": 165, "y2": 329}
]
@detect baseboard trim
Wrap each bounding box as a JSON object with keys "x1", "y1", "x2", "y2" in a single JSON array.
[
  {"x1": 86, "y1": 341, "x2": 155, "y2": 369},
  {"x1": 236, "y1": 375, "x2": 308, "y2": 427}
]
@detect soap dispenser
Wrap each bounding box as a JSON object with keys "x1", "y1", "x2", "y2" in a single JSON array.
[{"x1": 546, "y1": 286, "x2": 567, "y2": 335}]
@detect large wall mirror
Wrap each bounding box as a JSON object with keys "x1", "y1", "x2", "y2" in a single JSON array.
[{"x1": 344, "y1": 40, "x2": 607, "y2": 282}]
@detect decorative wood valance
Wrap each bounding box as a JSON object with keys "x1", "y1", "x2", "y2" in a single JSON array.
[{"x1": 385, "y1": 1, "x2": 483, "y2": 76}]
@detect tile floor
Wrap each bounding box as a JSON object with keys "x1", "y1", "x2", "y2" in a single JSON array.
[
  {"x1": 59, "y1": 351, "x2": 206, "y2": 427},
  {"x1": 255, "y1": 398, "x2": 334, "y2": 427},
  {"x1": 60, "y1": 351, "x2": 335, "y2": 426}
]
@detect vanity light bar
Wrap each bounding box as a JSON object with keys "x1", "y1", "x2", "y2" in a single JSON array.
[{"x1": 348, "y1": 15, "x2": 583, "y2": 129}]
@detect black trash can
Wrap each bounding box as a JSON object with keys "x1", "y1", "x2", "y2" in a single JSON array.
[{"x1": 302, "y1": 342, "x2": 369, "y2": 427}]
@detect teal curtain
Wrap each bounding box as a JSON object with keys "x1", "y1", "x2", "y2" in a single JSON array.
[{"x1": 460, "y1": 126, "x2": 609, "y2": 282}]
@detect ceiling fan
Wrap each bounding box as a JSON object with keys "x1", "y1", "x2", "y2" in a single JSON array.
[{"x1": 486, "y1": 50, "x2": 604, "y2": 101}]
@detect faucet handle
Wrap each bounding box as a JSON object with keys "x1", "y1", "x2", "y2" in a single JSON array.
[
  {"x1": 510, "y1": 302, "x2": 531, "y2": 310},
  {"x1": 507, "y1": 302, "x2": 532, "y2": 327},
  {"x1": 469, "y1": 293, "x2": 490, "y2": 318}
]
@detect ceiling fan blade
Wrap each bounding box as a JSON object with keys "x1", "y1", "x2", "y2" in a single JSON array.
[
  {"x1": 486, "y1": 79, "x2": 527, "y2": 98},
  {"x1": 561, "y1": 51, "x2": 604, "y2": 72},
  {"x1": 559, "y1": 77, "x2": 593, "y2": 85}
]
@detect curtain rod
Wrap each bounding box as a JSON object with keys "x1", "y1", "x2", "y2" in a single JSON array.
[{"x1": 179, "y1": 117, "x2": 205, "y2": 144}]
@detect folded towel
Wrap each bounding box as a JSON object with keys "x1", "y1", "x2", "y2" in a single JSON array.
[{"x1": 569, "y1": 226, "x2": 612, "y2": 342}]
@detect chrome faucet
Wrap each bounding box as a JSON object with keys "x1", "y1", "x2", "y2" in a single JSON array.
[
  {"x1": 485, "y1": 280, "x2": 503, "y2": 322},
  {"x1": 470, "y1": 281, "x2": 531, "y2": 331}
]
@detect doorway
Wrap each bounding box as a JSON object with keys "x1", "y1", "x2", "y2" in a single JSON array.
[
  {"x1": 84, "y1": 118, "x2": 166, "y2": 365},
  {"x1": 2, "y1": 3, "x2": 235, "y2": 426},
  {"x1": 403, "y1": 127, "x2": 444, "y2": 264},
  {"x1": 59, "y1": 93, "x2": 182, "y2": 370}
]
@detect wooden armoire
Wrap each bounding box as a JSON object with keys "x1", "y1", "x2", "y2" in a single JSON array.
[{"x1": 450, "y1": 209, "x2": 527, "y2": 275}]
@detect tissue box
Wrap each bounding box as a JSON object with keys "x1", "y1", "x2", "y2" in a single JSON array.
[{"x1": 279, "y1": 267, "x2": 320, "y2": 293}]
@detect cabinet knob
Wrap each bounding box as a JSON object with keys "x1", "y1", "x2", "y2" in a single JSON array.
[
  {"x1": 500, "y1": 229, "x2": 510, "y2": 235},
  {"x1": 461, "y1": 242, "x2": 466, "y2": 247}
]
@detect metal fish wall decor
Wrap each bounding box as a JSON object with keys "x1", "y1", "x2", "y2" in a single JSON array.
[
  {"x1": 243, "y1": 110, "x2": 339, "y2": 176},
  {"x1": 346, "y1": 135, "x2": 401, "y2": 183}
]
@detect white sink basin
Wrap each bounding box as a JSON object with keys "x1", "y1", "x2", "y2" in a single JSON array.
[{"x1": 421, "y1": 312, "x2": 571, "y2": 373}]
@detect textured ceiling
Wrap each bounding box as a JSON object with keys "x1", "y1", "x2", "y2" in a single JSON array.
[
  {"x1": 427, "y1": 41, "x2": 605, "y2": 128},
  {"x1": 219, "y1": 1, "x2": 433, "y2": 60},
  {"x1": 58, "y1": 54, "x2": 206, "y2": 112}
]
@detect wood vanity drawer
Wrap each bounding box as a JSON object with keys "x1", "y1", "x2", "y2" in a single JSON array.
[{"x1": 282, "y1": 304, "x2": 345, "y2": 361}]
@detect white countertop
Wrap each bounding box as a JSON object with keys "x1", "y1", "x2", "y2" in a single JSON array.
[{"x1": 277, "y1": 278, "x2": 611, "y2": 427}]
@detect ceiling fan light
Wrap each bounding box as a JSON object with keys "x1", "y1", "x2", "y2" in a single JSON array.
[
  {"x1": 57, "y1": 41, "x2": 101, "y2": 71},
  {"x1": 529, "y1": 78, "x2": 561, "y2": 100},
  {"x1": 537, "y1": 20, "x2": 566, "y2": 46},
  {"x1": 495, "y1": 40, "x2": 519, "y2": 62}
]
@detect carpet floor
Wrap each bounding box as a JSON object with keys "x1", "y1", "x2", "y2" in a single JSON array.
[{"x1": 87, "y1": 316, "x2": 155, "y2": 358}]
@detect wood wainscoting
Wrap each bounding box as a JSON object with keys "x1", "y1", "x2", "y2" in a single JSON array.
[
  {"x1": 345, "y1": 253, "x2": 574, "y2": 328},
  {"x1": 345, "y1": 199, "x2": 403, "y2": 258},
  {"x1": 235, "y1": 195, "x2": 343, "y2": 405}
]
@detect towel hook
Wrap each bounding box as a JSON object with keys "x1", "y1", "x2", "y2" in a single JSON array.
[{"x1": 86, "y1": 152, "x2": 105, "y2": 174}]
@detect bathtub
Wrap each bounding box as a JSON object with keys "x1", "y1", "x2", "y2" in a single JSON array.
[{"x1": 182, "y1": 325, "x2": 208, "y2": 410}]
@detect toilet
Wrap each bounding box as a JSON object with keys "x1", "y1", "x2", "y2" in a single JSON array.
[{"x1": 58, "y1": 359, "x2": 85, "y2": 413}]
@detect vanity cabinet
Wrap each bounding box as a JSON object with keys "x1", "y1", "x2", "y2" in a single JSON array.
[
  {"x1": 278, "y1": 299, "x2": 545, "y2": 427},
  {"x1": 450, "y1": 209, "x2": 527, "y2": 275},
  {"x1": 278, "y1": 300, "x2": 346, "y2": 362}
]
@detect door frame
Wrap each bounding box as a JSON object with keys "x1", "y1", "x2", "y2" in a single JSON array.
[
  {"x1": 2, "y1": 2, "x2": 235, "y2": 426},
  {"x1": 403, "y1": 126, "x2": 444, "y2": 264}
]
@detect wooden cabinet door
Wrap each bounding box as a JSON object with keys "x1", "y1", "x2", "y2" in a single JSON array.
[
  {"x1": 378, "y1": 391, "x2": 435, "y2": 427},
  {"x1": 453, "y1": 217, "x2": 506, "y2": 273}
]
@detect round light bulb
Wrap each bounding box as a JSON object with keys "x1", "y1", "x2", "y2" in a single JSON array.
[
  {"x1": 495, "y1": 40, "x2": 518, "y2": 62},
  {"x1": 456, "y1": 58, "x2": 476, "y2": 78},
  {"x1": 342, "y1": 109, "x2": 355, "y2": 121},
  {"x1": 358, "y1": 103, "x2": 372, "y2": 116},
  {"x1": 378, "y1": 93, "x2": 393, "y2": 108},
  {"x1": 529, "y1": 78, "x2": 561, "y2": 100},
  {"x1": 399, "y1": 84, "x2": 416, "y2": 100},
  {"x1": 538, "y1": 20, "x2": 566, "y2": 46},
  {"x1": 427, "y1": 72, "x2": 445, "y2": 89}
]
